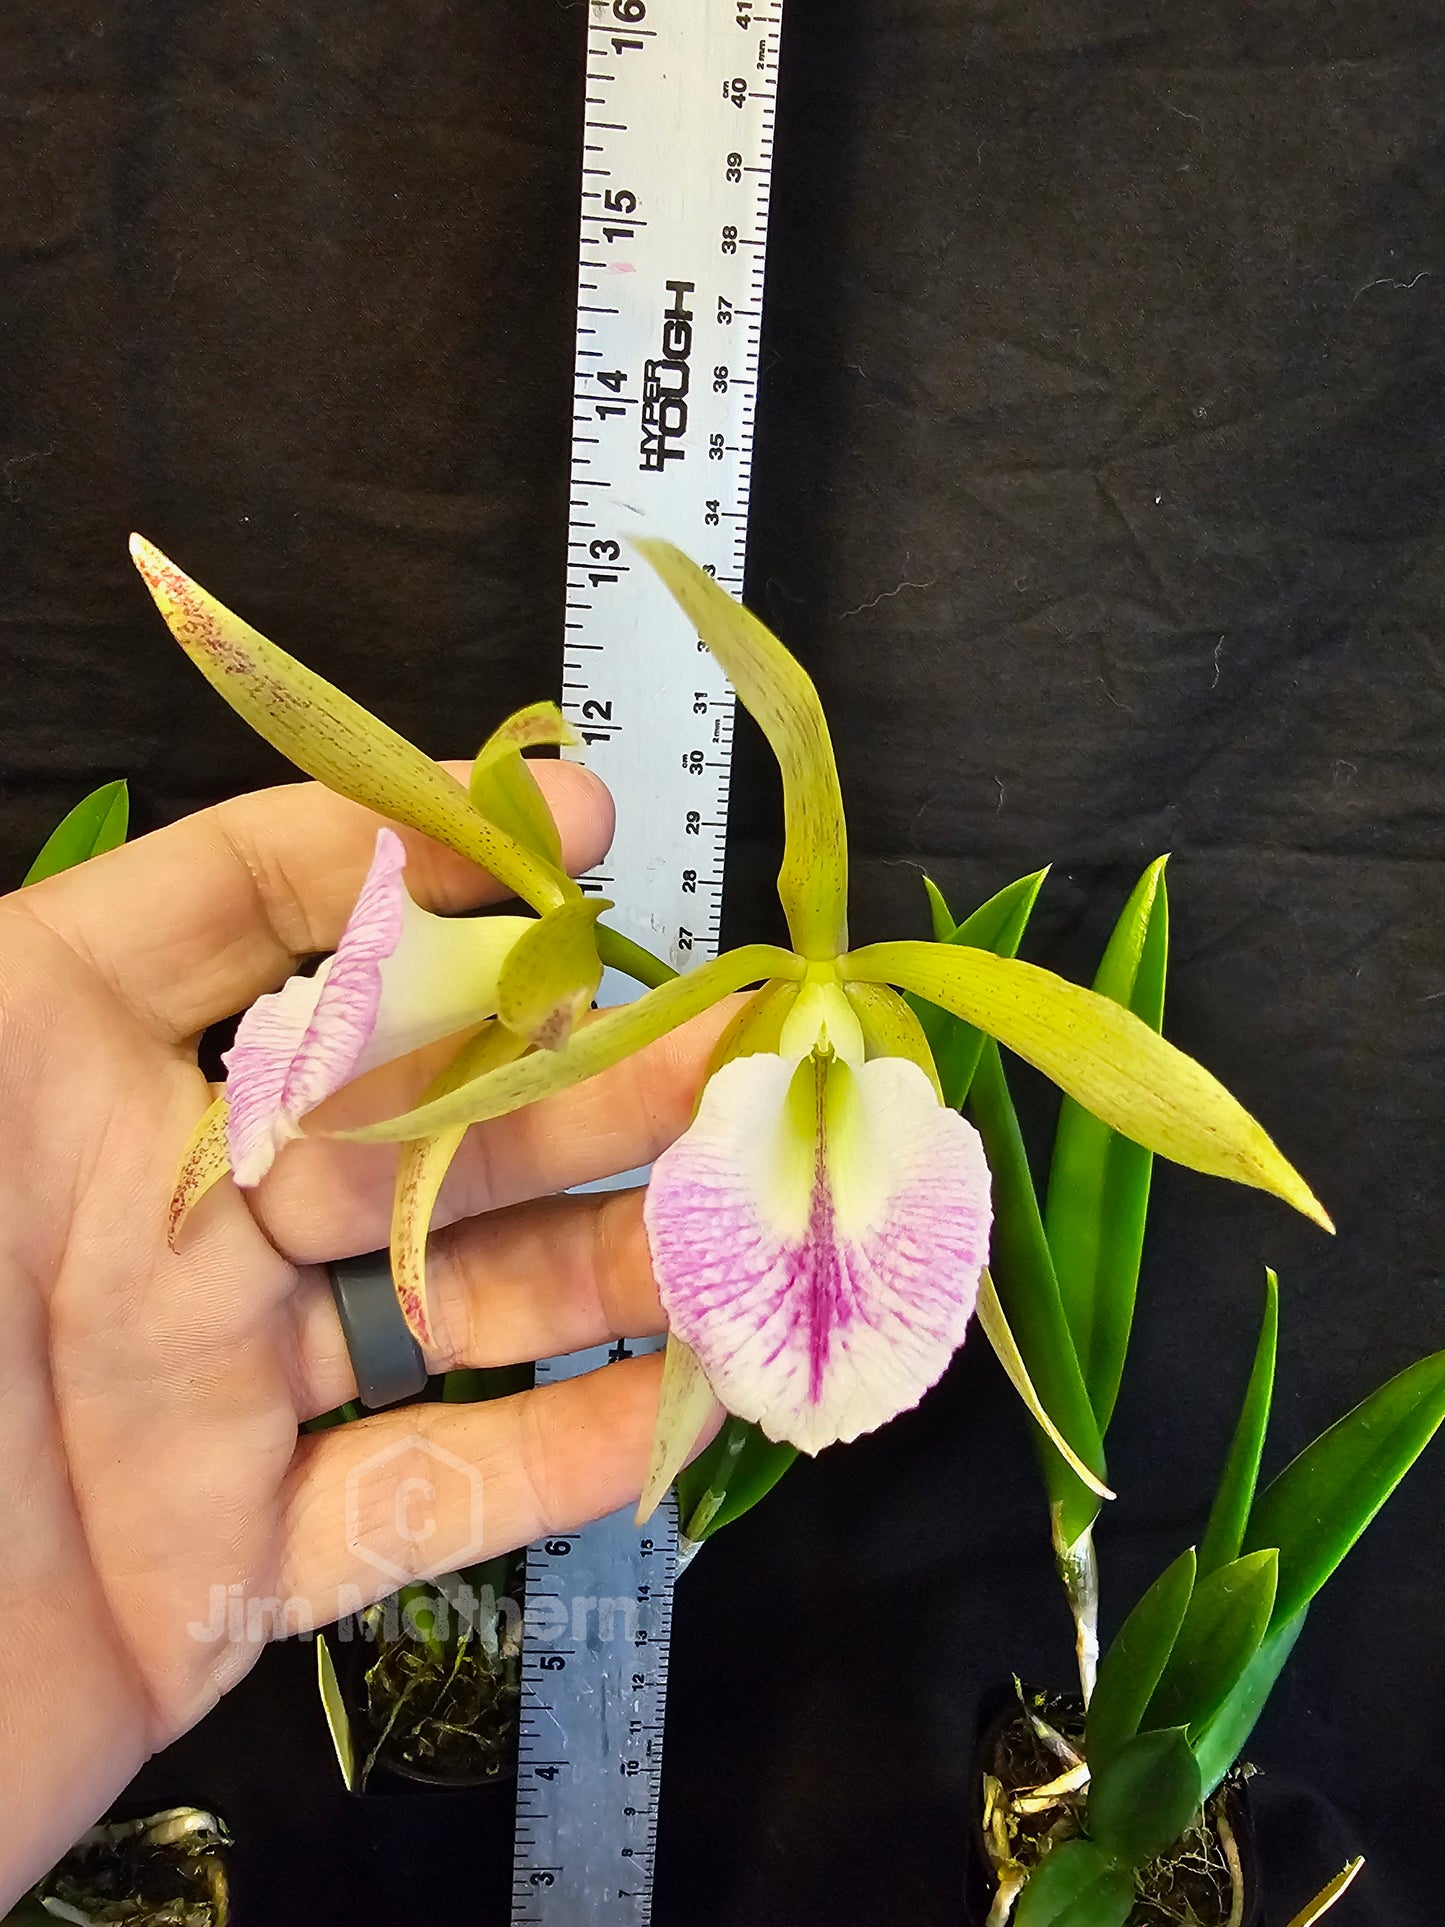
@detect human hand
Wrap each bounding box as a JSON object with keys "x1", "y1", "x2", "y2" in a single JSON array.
[{"x1": 0, "y1": 763, "x2": 722, "y2": 1905}]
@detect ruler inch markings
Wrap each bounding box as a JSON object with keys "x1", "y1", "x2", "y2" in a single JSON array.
[{"x1": 514, "y1": 3, "x2": 783, "y2": 1923}]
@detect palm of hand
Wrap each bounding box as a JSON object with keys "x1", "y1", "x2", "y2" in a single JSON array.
[{"x1": 0, "y1": 766, "x2": 709, "y2": 1904}]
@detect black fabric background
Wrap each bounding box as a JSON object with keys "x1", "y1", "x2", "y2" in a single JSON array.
[{"x1": 3, "y1": 2, "x2": 1443, "y2": 1922}]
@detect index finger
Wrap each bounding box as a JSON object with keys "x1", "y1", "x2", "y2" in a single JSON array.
[{"x1": 16, "y1": 761, "x2": 614, "y2": 1043}]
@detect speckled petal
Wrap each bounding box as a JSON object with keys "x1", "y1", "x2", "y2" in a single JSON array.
[{"x1": 644, "y1": 1050, "x2": 992, "y2": 1454}]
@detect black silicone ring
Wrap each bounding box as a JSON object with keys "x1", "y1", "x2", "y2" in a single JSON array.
[{"x1": 328, "y1": 1251, "x2": 428, "y2": 1410}]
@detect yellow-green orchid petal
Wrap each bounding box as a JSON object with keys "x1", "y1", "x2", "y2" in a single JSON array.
[
  {"x1": 843, "y1": 941, "x2": 1332, "y2": 1229},
  {"x1": 702, "y1": 977, "x2": 801, "y2": 1087},
  {"x1": 337, "y1": 943, "x2": 802, "y2": 1143},
  {"x1": 975, "y1": 1272, "x2": 1114, "y2": 1501},
  {"x1": 497, "y1": 898, "x2": 608, "y2": 1051},
  {"x1": 634, "y1": 539, "x2": 848, "y2": 960},
  {"x1": 129, "y1": 535, "x2": 567, "y2": 914},
  {"x1": 844, "y1": 979, "x2": 944, "y2": 1099},
  {"x1": 390, "y1": 1022, "x2": 529, "y2": 1346},
  {"x1": 635, "y1": 1335, "x2": 722, "y2": 1528},
  {"x1": 470, "y1": 701, "x2": 580, "y2": 876},
  {"x1": 166, "y1": 1093, "x2": 231, "y2": 1249}
]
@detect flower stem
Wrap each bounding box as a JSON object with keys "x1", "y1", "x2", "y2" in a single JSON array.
[
  {"x1": 596, "y1": 923, "x2": 678, "y2": 990},
  {"x1": 1051, "y1": 1517, "x2": 1100, "y2": 1704}
]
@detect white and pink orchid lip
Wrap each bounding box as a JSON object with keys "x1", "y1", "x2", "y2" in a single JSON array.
[
  {"x1": 223, "y1": 827, "x2": 530, "y2": 1184},
  {"x1": 644, "y1": 1033, "x2": 992, "y2": 1455}
]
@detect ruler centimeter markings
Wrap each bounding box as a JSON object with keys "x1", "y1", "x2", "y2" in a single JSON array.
[{"x1": 512, "y1": 2, "x2": 784, "y2": 1922}]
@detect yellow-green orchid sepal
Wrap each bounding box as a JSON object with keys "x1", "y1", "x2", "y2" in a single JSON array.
[
  {"x1": 129, "y1": 535, "x2": 568, "y2": 915},
  {"x1": 634, "y1": 539, "x2": 848, "y2": 960},
  {"x1": 844, "y1": 980, "x2": 944, "y2": 1100},
  {"x1": 843, "y1": 941, "x2": 1332, "y2": 1229},
  {"x1": 497, "y1": 897, "x2": 609, "y2": 1051},
  {"x1": 338, "y1": 943, "x2": 803, "y2": 1143},
  {"x1": 167, "y1": 1093, "x2": 232, "y2": 1249},
  {"x1": 470, "y1": 701, "x2": 580, "y2": 881},
  {"x1": 636, "y1": 1336, "x2": 722, "y2": 1527},
  {"x1": 390, "y1": 1021, "x2": 529, "y2": 1346},
  {"x1": 975, "y1": 1272, "x2": 1114, "y2": 1501}
]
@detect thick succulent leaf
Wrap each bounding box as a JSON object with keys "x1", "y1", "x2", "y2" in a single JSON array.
[
  {"x1": 340, "y1": 944, "x2": 801, "y2": 1141},
  {"x1": 129, "y1": 535, "x2": 566, "y2": 913},
  {"x1": 1145, "y1": 1549, "x2": 1277, "y2": 1735},
  {"x1": 676, "y1": 1415, "x2": 798, "y2": 1544},
  {"x1": 166, "y1": 1094, "x2": 232, "y2": 1249},
  {"x1": 469, "y1": 701, "x2": 578, "y2": 873},
  {"x1": 846, "y1": 940, "x2": 1331, "y2": 1230},
  {"x1": 1283, "y1": 1858, "x2": 1365, "y2": 1927},
  {"x1": 977, "y1": 1273, "x2": 1114, "y2": 1499},
  {"x1": 969, "y1": 1040, "x2": 1107, "y2": 1551},
  {"x1": 23, "y1": 779, "x2": 129, "y2": 884},
  {"x1": 1014, "y1": 1838, "x2": 1134, "y2": 1927},
  {"x1": 390, "y1": 1023, "x2": 528, "y2": 1345},
  {"x1": 636, "y1": 1335, "x2": 722, "y2": 1526},
  {"x1": 633, "y1": 539, "x2": 847, "y2": 960},
  {"x1": 844, "y1": 979, "x2": 943, "y2": 1096},
  {"x1": 1243, "y1": 1348, "x2": 1445, "y2": 1625},
  {"x1": 497, "y1": 898, "x2": 607, "y2": 1050},
  {"x1": 907, "y1": 868, "x2": 1049, "y2": 1110},
  {"x1": 1198, "y1": 1271, "x2": 1279, "y2": 1580},
  {"x1": 1088, "y1": 1726, "x2": 1202, "y2": 1871},
  {"x1": 1190, "y1": 1609, "x2": 1306, "y2": 1799},
  {"x1": 1044, "y1": 857, "x2": 1168, "y2": 1430},
  {"x1": 1086, "y1": 1547, "x2": 1196, "y2": 1777}
]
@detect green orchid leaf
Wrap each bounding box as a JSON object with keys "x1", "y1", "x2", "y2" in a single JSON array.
[
  {"x1": 497, "y1": 897, "x2": 607, "y2": 1051},
  {"x1": 23, "y1": 779, "x2": 129, "y2": 884},
  {"x1": 845, "y1": 940, "x2": 1331, "y2": 1231},
  {"x1": 470, "y1": 700, "x2": 579, "y2": 873},
  {"x1": 634, "y1": 540, "x2": 848, "y2": 961},
  {"x1": 130, "y1": 535, "x2": 567, "y2": 914},
  {"x1": 341, "y1": 943, "x2": 801, "y2": 1142},
  {"x1": 1088, "y1": 1726, "x2": 1202, "y2": 1872},
  {"x1": 1145, "y1": 1549, "x2": 1277, "y2": 1736},
  {"x1": 677, "y1": 1415, "x2": 799, "y2": 1544},
  {"x1": 907, "y1": 868, "x2": 1049, "y2": 1110},
  {"x1": 1086, "y1": 1547, "x2": 1196, "y2": 1777},
  {"x1": 1190, "y1": 1608, "x2": 1307, "y2": 1799},
  {"x1": 1199, "y1": 1272, "x2": 1279, "y2": 1580},
  {"x1": 969, "y1": 1039, "x2": 1108, "y2": 1552},
  {"x1": 1243, "y1": 1348, "x2": 1445, "y2": 1626},
  {"x1": 1014, "y1": 1838, "x2": 1134, "y2": 1927},
  {"x1": 1044, "y1": 857, "x2": 1168, "y2": 1430}
]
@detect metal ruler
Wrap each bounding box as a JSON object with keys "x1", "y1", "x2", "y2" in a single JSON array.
[{"x1": 512, "y1": 1, "x2": 784, "y2": 1921}]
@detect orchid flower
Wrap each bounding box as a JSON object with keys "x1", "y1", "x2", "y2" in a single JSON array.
[
  {"x1": 323, "y1": 542, "x2": 1330, "y2": 1485},
  {"x1": 131, "y1": 536, "x2": 620, "y2": 1344}
]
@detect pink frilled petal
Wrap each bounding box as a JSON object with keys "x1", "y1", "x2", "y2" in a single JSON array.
[
  {"x1": 224, "y1": 827, "x2": 529, "y2": 1184},
  {"x1": 644, "y1": 1050, "x2": 992, "y2": 1454}
]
